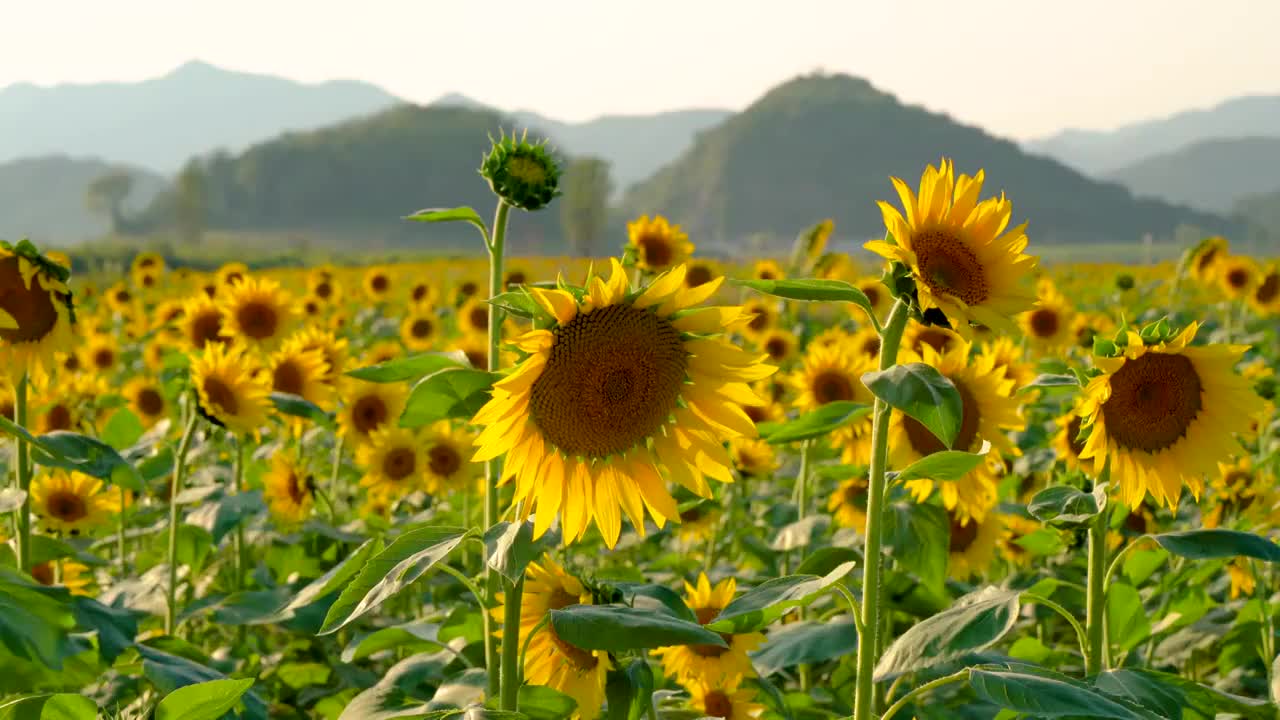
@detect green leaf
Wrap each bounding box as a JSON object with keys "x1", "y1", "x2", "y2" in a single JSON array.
[
  {"x1": 319, "y1": 526, "x2": 471, "y2": 635},
  {"x1": 1096, "y1": 669, "x2": 1274, "y2": 720},
  {"x1": 611, "y1": 583, "x2": 698, "y2": 623},
  {"x1": 874, "y1": 587, "x2": 1020, "y2": 680},
  {"x1": 0, "y1": 694, "x2": 54, "y2": 720},
  {"x1": 970, "y1": 666, "x2": 1160, "y2": 719},
  {"x1": 1122, "y1": 548, "x2": 1168, "y2": 585},
  {"x1": 795, "y1": 547, "x2": 861, "y2": 578},
  {"x1": 549, "y1": 605, "x2": 727, "y2": 652},
  {"x1": 1153, "y1": 529, "x2": 1280, "y2": 562},
  {"x1": 346, "y1": 351, "x2": 469, "y2": 383},
  {"x1": 604, "y1": 659, "x2": 650, "y2": 720},
  {"x1": 276, "y1": 662, "x2": 332, "y2": 690},
  {"x1": 889, "y1": 440, "x2": 991, "y2": 483},
  {"x1": 155, "y1": 678, "x2": 256, "y2": 720},
  {"x1": 1017, "y1": 374, "x2": 1081, "y2": 393},
  {"x1": 885, "y1": 502, "x2": 949, "y2": 594},
  {"x1": 706, "y1": 561, "x2": 856, "y2": 634},
  {"x1": 521, "y1": 685, "x2": 578, "y2": 720},
  {"x1": 335, "y1": 685, "x2": 437, "y2": 720},
  {"x1": 28, "y1": 431, "x2": 143, "y2": 490},
  {"x1": 769, "y1": 516, "x2": 828, "y2": 552},
  {"x1": 862, "y1": 362, "x2": 962, "y2": 448},
  {"x1": 761, "y1": 401, "x2": 871, "y2": 444},
  {"x1": 732, "y1": 278, "x2": 875, "y2": 322},
  {"x1": 100, "y1": 408, "x2": 145, "y2": 450},
  {"x1": 0, "y1": 569, "x2": 77, "y2": 669},
  {"x1": 270, "y1": 392, "x2": 335, "y2": 428},
  {"x1": 71, "y1": 596, "x2": 138, "y2": 664},
  {"x1": 399, "y1": 368, "x2": 495, "y2": 428},
  {"x1": 1106, "y1": 583, "x2": 1150, "y2": 655},
  {"x1": 0, "y1": 488, "x2": 26, "y2": 514},
  {"x1": 5, "y1": 694, "x2": 95, "y2": 720},
  {"x1": 488, "y1": 291, "x2": 542, "y2": 320},
  {"x1": 341, "y1": 622, "x2": 446, "y2": 663},
  {"x1": 275, "y1": 538, "x2": 384, "y2": 621},
  {"x1": 405, "y1": 206, "x2": 488, "y2": 237},
  {"x1": 138, "y1": 643, "x2": 268, "y2": 720},
  {"x1": 750, "y1": 618, "x2": 857, "y2": 675},
  {"x1": 484, "y1": 521, "x2": 561, "y2": 584},
  {"x1": 1028, "y1": 484, "x2": 1107, "y2": 526}
]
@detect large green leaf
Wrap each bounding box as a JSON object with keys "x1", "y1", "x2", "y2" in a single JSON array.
[
  {"x1": 794, "y1": 547, "x2": 861, "y2": 578},
  {"x1": 862, "y1": 362, "x2": 962, "y2": 448},
  {"x1": 604, "y1": 659, "x2": 650, "y2": 720},
  {"x1": 29, "y1": 431, "x2": 143, "y2": 491},
  {"x1": 885, "y1": 502, "x2": 948, "y2": 594},
  {"x1": 138, "y1": 643, "x2": 268, "y2": 720},
  {"x1": 750, "y1": 618, "x2": 857, "y2": 676},
  {"x1": 270, "y1": 392, "x2": 335, "y2": 428},
  {"x1": 760, "y1": 401, "x2": 871, "y2": 444},
  {"x1": 889, "y1": 441, "x2": 991, "y2": 483},
  {"x1": 99, "y1": 408, "x2": 145, "y2": 450},
  {"x1": 874, "y1": 587, "x2": 1020, "y2": 680},
  {"x1": 1095, "y1": 669, "x2": 1274, "y2": 720},
  {"x1": 1017, "y1": 373, "x2": 1081, "y2": 394},
  {"x1": 733, "y1": 278, "x2": 875, "y2": 321},
  {"x1": 399, "y1": 369, "x2": 496, "y2": 428},
  {"x1": 1106, "y1": 583, "x2": 1150, "y2": 656},
  {"x1": 484, "y1": 521, "x2": 561, "y2": 584},
  {"x1": 71, "y1": 596, "x2": 139, "y2": 664},
  {"x1": 549, "y1": 605, "x2": 727, "y2": 652},
  {"x1": 1028, "y1": 484, "x2": 1108, "y2": 526},
  {"x1": 969, "y1": 666, "x2": 1161, "y2": 719},
  {"x1": 336, "y1": 684, "x2": 438, "y2": 720},
  {"x1": 487, "y1": 291, "x2": 542, "y2": 321},
  {"x1": 346, "y1": 351, "x2": 469, "y2": 383},
  {"x1": 319, "y1": 526, "x2": 471, "y2": 635},
  {"x1": 275, "y1": 537, "x2": 383, "y2": 621},
  {"x1": 520, "y1": 685, "x2": 578, "y2": 720},
  {"x1": 341, "y1": 622, "x2": 447, "y2": 663},
  {"x1": 706, "y1": 562, "x2": 856, "y2": 634},
  {"x1": 0, "y1": 694, "x2": 96, "y2": 720},
  {"x1": 155, "y1": 678, "x2": 256, "y2": 720},
  {"x1": 1153, "y1": 529, "x2": 1280, "y2": 562},
  {"x1": 0, "y1": 569, "x2": 77, "y2": 669}
]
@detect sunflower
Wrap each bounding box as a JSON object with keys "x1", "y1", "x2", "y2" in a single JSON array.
[
  {"x1": 687, "y1": 684, "x2": 764, "y2": 720},
  {"x1": 1052, "y1": 400, "x2": 1093, "y2": 475},
  {"x1": 131, "y1": 251, "x2": 165, "y2": 277},
  {"x1": 179, "y1": 294, "x2": 226, "y2": 350},
  {"x1": 291, "y1": 326, "x2": 349, "y2": 385},
  {"x1": 1227, "y1": 559, "x2": 1256, "y2": 600},
  {"x1": 652, "y1": 574, "x2": 763, "y2": 687},
  {"x1": 729, "y1": 438, "x2": 777, "y2": 477},
  {"x1": 56, "y1": 349, "x2": 83, "y2": 375},
  {"x1": 849, "y1": 326, "x2": 882, "y2": 360},
  {"x1": 263, "y1": 452, "x2": 314, "y2": 525},
  {"x1": 809, "y1": 326, "x2": 851, "y2": 351},
  {"x1": 1203, "y1": 457, "x2": 1278, "y2": 530},
  {"x1": 357, "y1": 426, "x2": 427, "y2": 499},
  {"x1": 104, "y1": 282, "x2": 134, "y2": 313},
  {"x1": 470, "y1": 260, "x2": 774, "y2": 547},
  {"x1": 408, "y1": 280, "x2": 439, "y2": 307},
  {"x1": 855, "y1": 277, "x2": 889, "y2": 319},
  {"x1": 867, "y1": 158, "x2": 1038, "y2": 335},
  {"x1": 267, "y1": 342, "x2": 333, "y2": 408},
  {"x1": 338, "y1": 380, "x2": 407, "y2": 446},
  {"x1": 1249, "y1": 264, "x2": 1280, "y2": 315},
  {"x1": 827, "y1": 477, "x2": 869, "y2": 530},
  {"x1": 504, "y1": 265, "x2": 531, "y2": 289},
  {"x1": 218, "y1": 276, "x2": 296, "y2": 349},
  {"x1": 626, "y1": 215, "x2": 694, "y2": 272},
  {"x1": 455, "y1": 277, "x2": 481, "y2": 302},
  {"x1": 190, "y1": 342, "x2": 272, "y2": 435},
  {"x1": 123, "y1": 376, "x2": 168, "y2": 428},
  {"x1": 902, "y1": 321, "x2": 962, "y2": 357},
  {"x1": 1078, "y1": 323, "x2": 1263, "y2": 509},
  {"x1": 892, "y1": 341, "x2": 1023, "y2": 522},
  {"x1": 739, "y1": 299, "x2": 778, "y2": 339},
  {"x1": 422, "y1": 423, "x2": 474, "y2": 494},
  {"x1": 80, "y1": 333, "x2": 119, "y2": 376},
  {"x1": 451, "y1": 334, "x2": 489, "y2": 370},
  {"x1": 363, "y1": 266, "x2": 393, "y2": 302},
  {"x1": 153, "y1": 299, "x2": 185, "y2": 330},
  {"x1": 33, "y1": 374, "x2": 103, "y2": 434},
  {"x1": 757, "y1": 329, "x2": 798, "y2": 364},
  {"x1": 134, "y1": 267, "x2": 161, "y2": 292},
  {"x1": 216, "y1": 262, "x2": 249, "y2": 289},
  {"x1": 500, "y1": 557, "x2": 610, "y2": 720},
  {"x1": 676, "y1": 503, "x2": 722, "y2": 548},
  {"x1": 980, "y1": 336, "x2": 1036, "y2": 391},
  {"x1": 300, "y1": 296, "x2": 324, "y2": 320},
  {"x1": 364, "y1": 341, "x2": 402, "y2": 367},
  {"x1": 1218, "y1": 256, "x2": 1257, "y2": 300},
  {"x1": 400, "y1": 309, "x2": 440, "y2": 351},
  {"x1": 997, "y1": 513, "x2": 1043, "y2": 567},
  {"x1": 740, "y1": 393, "x2": 784, "y2": 426},
  {"x1": 1019, "y1": 279, "x2": 1074, "y2": 352},
  {"x1": 0, "y1": 377, "x2": 14, "y2": 421},
  {"x1": 0, "y1": 243, "x2": 76, "y2": 374},
  {"x1": 30, "y1": 470, "x2": 114, "y2": 537},
  {"x1": 30, "y1": 559, "x2": 94, "y2": 596},
  {"x1": 458, "y1": 298, "x2": 491, "y2": 336},
  {"x1": 1188, "y1": 236, "x2": 1228, "y2": 285},
  {"x1": 787, "y1": 340, "x2": 875, "y2": 413},
  {"x1": 947, "y1": 509, "x2": 1002, "y2": 579},
  {"x1": 685, "y1": 262, "x2": 718, "y2": 288},
  {"x1": 307, "y1": 270, "x2": 342, "y2": 305},
  {"x1": 752, "y1": 260, "x2": 784, "y2": 282},
  {"x1": 1072, "y1": 312, "x2": 1116, "y2": 352}
]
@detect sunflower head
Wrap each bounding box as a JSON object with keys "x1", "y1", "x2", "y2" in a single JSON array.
[
  {"x1": 757, "y1": 329, "x2": 798, "y2": 364},
  {"x1": 339, "y1": 379, "x2": 407, "y2": 446},
  {"x1": 423, "y1": 423, "x2": 474, "y2": 494},
  {"x1": 866, "y1": 158, "x2": 1038, "y2": 336},
  {"x1": 0, "y1": 239, "x2": 77, "y2": 374},
  {"x1": 268, "y1": 342, "x2": 333, "y2": 408},
  {"x1": 216, "y1": 262, "x2": 249, "y2": 289},
  {"x1": 30, "y1": 470, "x2": 114, "y2": 537},
  {"x1": 181, "y1": 294, "x2": 226, "y2": 350},
  {"x1": 1249, "y1": 264, "x2": 1280, "y2": 315},
  {"x1": 458, "y1": 298, "x2": 491, "y2": 336},
  {"x1": 687, "y1": 684, "x2": 764, "y2": 720},
  {"x1": 264, "y1": 452, "x2": 315, "y2": 525},
  {"x1": 1018, "y1": 278, "x2": 1074, "y2": 351},
  {"x1": 788, "y1": 339, "x2": 875, "y2": 413},
  {"x1": 827, "y1": 477, "x2": 869, "y2": 530},
  {"x1": 480, "y1": 130, "x2": 562, "y2": 212},
  {"x1": 1218, "y1": 256, "x2": 1258, "y2": 299},
  {"x1": 400, "y1": 309, "x2": 440, "y2": 351},
  {"x1": 218, "y1": 275, "x2": 296, "y2": 348},
  {"x1": 947, "y1": 509, "x2": 1002, "y2": 579},
  {"x1": 685, "y1": 262, "x2": 718, "y2": 289},
  {"x1": 123, "y1": 376, "x2": 169, "y2": 427},
  {"x1": 652, "y1": 574, "x2": 764, "y2": 688},
  {"x1": 626, "y1": 215, "x2": 694, "y2": 272},
  {"x1": 357, "y1": 426, "x2": 427, "y2": 499},
  {"x1": 363, "y1": 266, "x2": 393, "y2": 301},
  {"x1": 190, "y1": 342, "x2": 273, "y2": 436},
  {"x1": 1186, "y1": 236, "x2": 1229, "y2": 285}
]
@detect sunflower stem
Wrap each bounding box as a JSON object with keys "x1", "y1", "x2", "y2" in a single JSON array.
[
  {"x1": 500, "y1": 572, "x2": 525, "y2": 711},
  {"x1": 328, "y1": 435, "x2": 344, "y2": 514},
  {"x1": 852, "y1": 297, "x2": 910, "y2": 720},
  {"x1": 117, "y1": 485, "x2": 128, "y2": 575},
  {"x1": 1085, "y1": 503, "x2": 1109, "y2": 676},
  {"x1": 232, "y1": 439, "x2": 247, "y2": 593},
  {"x1": 165, "y1": 410, "x2": 200, "y2": 636},
  {"x1": 796, "y1": 438, "x2": 812, "y2": 693},
  {"x1": 880, "y1": 669, "x2": 968, "y2": 720},
  {"x1": 13, "y1": 372, "x2": 32, "y2": 573},
  {"x1": 483, "y1": 198, "x2": 511, "y2": 699}
]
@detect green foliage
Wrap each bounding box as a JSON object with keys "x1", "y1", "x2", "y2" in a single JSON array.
[
  {"x1": 862, "y1": 362, "x2": 964, "y2": 449},
  {"x1": 874, "y1": 588, "x2": 1021, "y2": 680}
]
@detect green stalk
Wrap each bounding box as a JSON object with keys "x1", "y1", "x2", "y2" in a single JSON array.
[
  {"x1": 14, "y1": 373, "x2": 31, "y2": 573},
  {"x1": 483, "y1": 199, "x2": 511, "y2": 699},
  {"x1": 117, "y1": 486, "x2": 128, "y2": 575},
  {"x1": 165, "y1": 412, "x2": 200, "y2": 635},
  {"x1": 852, "y1": 297, "x2": 910, "y2": 720},
  {"x1": 796, "y1": 439, "x2": 813, "y2": 692},
  {"x1": 880, "y1": 670, "x2": 968, "y2": 720},
  {"x1": 232, "y1": 439, "x2": 247, "y2": 592},
  {"x1": 500, "y1": 573, "x2": 525, "y2": 711},
  {"x1": 1085, "y1": 506, "x2": 1109, "y2": 675}
]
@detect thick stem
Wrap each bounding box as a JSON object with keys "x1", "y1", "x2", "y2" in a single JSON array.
[
  {"x1": 165, "y1": 412, "x2": 200, "y2": 635},
  {"x1": 500, "y1": 573, "x2": 525, "y2": 711},
  {"x1": 1085, "y1": 508, "x2": 1109, "y2": 676},
  {"x1": 852, "y1": 297, "x2": 910, "y2": 720},
  {"x1": 483, "y1": 199, "x2": 510, "y2": 698},
  {"x1": 14, "y1": 374, "x2": 32, "y2": 573}
]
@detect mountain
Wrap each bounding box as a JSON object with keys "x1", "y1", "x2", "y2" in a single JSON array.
[
  {"x1": 1025, "y1": 95, "x2": 1280, "y2": 176},
  {"x1": 433, "y1": 94, "x2": 731, "y2": 190},
  {"x1": 622, "y1": 73, "x2": 1235, "y2": 249},
  {"x1": 0, "y1": 60, "x2": 403, "y2": 172},
  {"x1": 1104, "y1": 137, "x2": 1280, "y2": 213},
  {"x1": 0, "y1": 156, "x2": 167, "y2": 244}
]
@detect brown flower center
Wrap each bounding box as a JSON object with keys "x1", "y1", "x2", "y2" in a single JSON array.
[
  {"x1": 370, "y1": 275, "x2": 389, "y2": 293},
  {"x1": 412, "y1": 284, "x2": 430, "y2": 302},
  {"x1": 863, "y1": 285, "x2": 882, "y2": 309},
  {"x1": 31, "y1": 562, "x2": 55, "y2": 586},
  {"x1": 273, "y1": 359, "x2": 305, "y2": 396},
  {"x1": 314, "y1": 282, "x2": 333, "y2": 300},
  {"x1": 1065, "y1": 415, "x2": 1086, "y2": 458},
  {"x1": 904, "y1": 378, "x2": 980, "y2": 454},
  {"x1": 860, "y1": 336, "x2": 882, "y2": 358},
  {"x1": 1197, "y1": 247, "x2": 1219, "y2": 272},
  {"x1": 428, "y1": 443, "x2": 462, "y2": 477},
  {"x1": 1226, "y1": 268, "x2": 1250, "y2": 289},
  {"x1": 460, "y1": 281, "x2": 478, "y2": 297},
  {"x1": 136, "y1": 388, "x2": 165, "y2": 417},
  {"x1": 203, "y1": 377, "x2": 240, "y2": 416},
  {"x1": 1101, "y1": 353, "x2": 1202, "y2": 453},
  {"x1": 811, "y1": 369, "x2": 855, "y2": 405},
  {"x1": 0, "y1": 256, "x2": 60, "y2": 343},
  {"x1": 190, "y1": 310, "x2": 224, "y2": 348},
  {"x1": 44, "y1": 404, "x2": 73, "y2": 432},
  {"x1": 411, "y1": 319, "x2": 434, "y2": 339},
  {"x1": 703, "y1": 691, "x2": 734, "y2": 719},
  {"x1": 686, "y1": 265, "x2": 713, "y2": 287},
  {"x1": 62, "y1": 354, "x2": 81, "y2": 372},
  {"x1": 464, "y1": 348, "x2": 486, "y2": 369},
  {"x1": 46, "y1": 490, "x2": 88, "y2": 522},
  {"x1": 913, "y1": 228, "x2": 989, "y2": 306},
  {"x1": 690, "y1": 604, "x2": 733, "y2": 657},
  {"x1": 285, "y1": 471, "x2": 311, "y2": 505},
  {"x1": 638, "y1": 234, "x2": 674, "y2": 267},
  {"x1": 468, "y1": 306, "x2": 489, "y2": 331},
  {"x1": 382, "y1": 447, "x2": 417, "y2": 480},
  {"x1": 506, "y1": 271, "x2": 526, "y2": 286},
  {"x1": 351, "y1": 394, "x2": 389, "y2": 434},
  {"x1": 949, "y1": 515, "x2": 980, "y2": 553},
  {"x1": 913, "y1": 327, "x2": 956, "y2": 355},
  {"x1": 1255, "y1": 272, "x2": 1279, "y2": 305},
  {"x1": 764, "y1": 336, "x2": 790, "y2": 361},
  {"x1": 93, "y1": 348, "x2": 114, "y2": 370},
  {"x1": 1028, "y1": 308, "x2": 1060, "y2": 338},
  {"x1": 531, "y1": 304, "x2": 687, "y2": 458},
  {"x1": 237, "y1": 300, "x2": 279, "y2": 340}
]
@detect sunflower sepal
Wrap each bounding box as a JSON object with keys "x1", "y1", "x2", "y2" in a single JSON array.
[
  {"x1": 487, "y1": 289, "x2": 543, "y2": 321},
  {"x1": 479, "y1": 130, "x2": 562, "y2": 212},
  {"x1": 1, "y1": 238, "x2": 71, "y2": 284}
]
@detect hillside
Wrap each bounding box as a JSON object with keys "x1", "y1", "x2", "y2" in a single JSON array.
[
  {"x1": 148, "y1": 104, "x2": 564, "y2": 253},
  {"x1": 621, "y1": 73, "x2": 1233, "y2": 249},
  {"x1": 1105, "y1": 137, "x2": 1280, "y2": 213},
  {"x1": 432, "y1": 94, "x2": 730, "y2": 190},
  {"x1": 0, "y1": 156, "x2": 167, "y2": 244},
  {"x1": 1025, "y1": 95, "x2": 1280, "y2": 175},
  {"x1": 0, "y1": 60, "x2": 402, "y2": 171}
]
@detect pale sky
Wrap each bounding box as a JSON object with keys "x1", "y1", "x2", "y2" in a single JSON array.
[{"x1": 3, "y1": 0, "x2": 1277, "y2": 140}]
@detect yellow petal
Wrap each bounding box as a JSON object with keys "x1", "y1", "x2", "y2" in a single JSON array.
[{"x1": 531, "y1": 288, "x2": 578, "y2": 325}]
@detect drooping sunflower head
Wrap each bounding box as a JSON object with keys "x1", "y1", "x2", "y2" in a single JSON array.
[
  {"x1": 458, "y1": 298, "x2": 491, "y2": 336},
  {"x1": 181, "y1": 294, "x2": 226, "y2": 350},
  {"x1": 1249, "y1": 264, "x2": 1280, "y2": 315},
  {"x1": 423, "y1": 422, "x2": 474, "y2": 495},
  {"x1": 123, "y1": 376, "x2": 169, "y2": 427},
  {"x1": 1187, "y1": 236, "x2": 1229, "y2": 285},
  {"x1": 652, "y1": 573, "x2": 763, "y2": 688},
  {"x1": 0, "y1": 240, "x2": 76, "y2": 374},
  {"x1": 626, "y1": 215, "x2": 694, "y2": 272},
  {"x1": 787, "y1": 339, "x2": 874, "y2": 413},
  {"x1": 1018, "y1": 278, "x2": 1074, "y2": 351},
  {"x1": 471, "y1": 260, "x2": 775, "y2": 547},
  {"x1": 267, "y1": 342, "x2": 333, "y2": 408},
  {"x1": 263, "y1": 452, "x2": 315, "y2": 525},
  {"x1": 339, "y1": 379, "x2": 407, "y2": 446},
  {"x1": 1078, "y1": 322, "x2": 1265, "y2": 509},
  {"x1": 947, "y1": 509, "x2": 1002, "y2": 579},
  {"x1": 1218, "y1": 256, "x2": 1257, "y2": 300},
  {"x1": 30, "y1": 470, "x2": 114, "y2": 537},
  {"x1": 480, "y1": 130, "x2": 562, "y2": 212},
  {"x1": 218, "y1": 275, "x2": 296, "y2": 348},
  {"x1": 190, "y1": 342, "x2": 273, "y2": 436},
  {"x1": 867, "y1": 158, "x2": 1038, "y2": 336},
  {"x1": 400, "y1": 309, "x2": 439, "y2": 351}
]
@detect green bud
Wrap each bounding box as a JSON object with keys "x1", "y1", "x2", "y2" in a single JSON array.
[{"x1": 479, "y1": 130, "x2": 562, "y2": 212}]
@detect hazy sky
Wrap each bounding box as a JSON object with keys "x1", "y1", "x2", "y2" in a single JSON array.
[{"x1": 4, "y1": 0, "x2": 1277, "y2": 140}]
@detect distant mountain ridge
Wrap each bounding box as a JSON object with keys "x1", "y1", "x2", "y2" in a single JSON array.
[
  {"x1": 1025, "y1": 94, "x2": 1280, "y2": 175},
  {"x1": 1104, "y1": 137, "x2": 1280, "y2": 213}
]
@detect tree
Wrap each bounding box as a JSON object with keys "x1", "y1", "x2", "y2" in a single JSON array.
[
  {"x1": 85, "y1": 171, "x2": 135, "y2": 234},
  {"x1": 174, "y1": 160, "x2": 208, "y2": 244},
  {"x1": 560, "y1": 157, "x2": 613, "y2": 256}
]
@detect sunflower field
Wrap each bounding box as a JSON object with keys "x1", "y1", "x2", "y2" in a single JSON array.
[{"x1": 1, "y1": 138, "x2": 1279, "y2": 720}]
